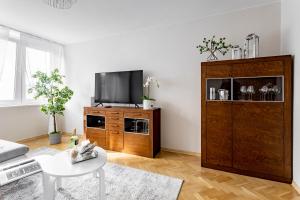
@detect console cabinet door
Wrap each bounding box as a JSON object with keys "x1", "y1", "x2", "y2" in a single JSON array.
[
  {"x1": 232, "y1": 103, "x2": 285, "y2": 177},
  {"x1": 206, "y1": 102, "x2": 232, "y2": 167}
]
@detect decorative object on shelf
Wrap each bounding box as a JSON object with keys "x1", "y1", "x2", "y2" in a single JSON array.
[
  {"x1": 259, "y1": 85, "x2": 269, "y2": 101},
  {"x1": 143, "y1": 76, "x2": 159, "y2": 110},
  {"x1": 71, "y1": 140, "x2": 98, "y2": 164},
  {"x1": 43, "y1": 0, "x2": 78, "y2": 9},
  {"x1": 28, "y1": 69, "x2": 74, "y2": 145},
  {"x1": 209, "y1": 87, "x2": 216, "y2": 100},
  {"x1": 243, "y1": 33, "x2": 260, "y2": 58},
  {"x1": 196, "y1": 36, "x2": 233, "y2": 61},
  {"x1": 240, "y1": 85, "x2": 247, "y2": 100},
  {"x1": 231, "y1": 45, "x2": 243, "y2": 60},
  {"x1": 218, "y1": 89, "x2": 229, "y2": 100},
  {"x1": 259, "y1": 83, "x2": 282, "y2": 101},
  {"x1": 246, "y1": 85, "x2": 255, "y2": 100},
  {"x1": 70, "y1": 128, "x2": 79, "y2": 147}
]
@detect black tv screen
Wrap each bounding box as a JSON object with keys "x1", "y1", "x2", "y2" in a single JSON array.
[{"x1": 95, "y1": 70, "x2": 143, "y2": 104}]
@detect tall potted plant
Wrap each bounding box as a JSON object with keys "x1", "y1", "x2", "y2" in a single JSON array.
[
  {"x1": 28, "y1": 69, "x2": 74, "y2": 144},
  {"x1": 142, "y1": 76, "x2": 159, "y2": 110}
]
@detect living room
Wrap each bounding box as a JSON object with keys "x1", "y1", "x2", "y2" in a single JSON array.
[{"x1": 0, "y1": 0, "x2": 299, "y2": 199}]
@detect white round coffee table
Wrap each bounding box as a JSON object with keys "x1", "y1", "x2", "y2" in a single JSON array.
[{"x1": 36, "y1": 147, "x2": 107, "y2": 200}]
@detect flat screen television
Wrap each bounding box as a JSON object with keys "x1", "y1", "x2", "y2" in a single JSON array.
[{"x1": 95, "y1": 70, "x2": 143, "y2": 105}]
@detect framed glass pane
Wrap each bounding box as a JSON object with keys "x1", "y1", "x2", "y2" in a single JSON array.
[
  {"x1": 206, "y1": 78, "x2": 231, "y2": 101},
  {"x1": 25, "y1": 47, "x2": 50, "y2": 100},
  {"x1": 0, "y1": 41, "x2": 17, "y2": 101},
  {"x1": 233, "y1": 76, "x2": 283, "y2": 102}
]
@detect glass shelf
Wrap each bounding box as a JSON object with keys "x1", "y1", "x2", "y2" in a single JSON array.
[
  {"x1": 206, "y1": 76, "x2": 284, "y2": 102},
  {"x1": 233, "y1": 76, "x2": 283, "y2": 102},
  {"x1": 86, "y1": 115, "x2": 105, "y2": 129},
  {"x1": 124, "y1": 118, "x2": 149, "y2": 135},
  {"x1": 206, "y1": 78, "x2": 231, "y2": 101}
]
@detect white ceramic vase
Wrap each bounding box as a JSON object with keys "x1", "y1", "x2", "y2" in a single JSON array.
[{"x1": 143, "y1": 100, "x2": 154, "y2": 110}]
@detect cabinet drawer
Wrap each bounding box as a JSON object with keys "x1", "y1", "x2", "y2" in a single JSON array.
[
  {"x1": 109, "y1": 130, "x2": 122, "y2": 135},
  {"x1": 106, "y1": 111, "x2": 122, "y2": 117},
  {"x1": 124, "y1": 112, "x2": 150, "y2": 119},
  {"x1": 107, "y1": 116, "x2": 122, "y2": 124},
  {"x1": 85, "y1": 108, "x2": 106, "y2": 116},
  {"x1": 107, "y1": 123, "x2": 122, "y2": 131}
]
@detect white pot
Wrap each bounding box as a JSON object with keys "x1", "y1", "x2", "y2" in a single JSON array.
[{"x1": 143, "y1": 100, "x2": 154, "y2": 110}]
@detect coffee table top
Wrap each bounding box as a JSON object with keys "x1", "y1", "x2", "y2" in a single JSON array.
[{"x1": 36, "y1": 147, "x2": 107, "y2": 177}]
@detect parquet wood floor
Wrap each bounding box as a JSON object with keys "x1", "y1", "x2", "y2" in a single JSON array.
[{"x1": 20, "y1": 135, "x2": 300, "y2": 200}]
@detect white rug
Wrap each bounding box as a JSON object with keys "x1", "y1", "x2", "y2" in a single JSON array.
[{"x1": 0, "y1": 147, "x2": 183, "y2": 200}]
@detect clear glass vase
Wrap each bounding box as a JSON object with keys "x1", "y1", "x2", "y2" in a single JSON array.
[{"x1": 207, "y1": 51, "x2": 218, "y2": 61}]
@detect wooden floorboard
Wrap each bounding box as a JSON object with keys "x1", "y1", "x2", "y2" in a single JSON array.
[{"x1": 20, "y1": 135, "x2": 300, "y2": 200}]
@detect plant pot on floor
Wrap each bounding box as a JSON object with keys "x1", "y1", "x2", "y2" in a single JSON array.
[
  {"x1": 49, "y1": 132, "x2": 62, "y2": 145},
  {"x1": 143, "y1": 100, "x2": 154, "y2": 110}
]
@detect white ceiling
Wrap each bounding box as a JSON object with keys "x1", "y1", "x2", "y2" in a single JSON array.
[{"x1": 0, "y1": 0, "x2": 279, "y2": 44}]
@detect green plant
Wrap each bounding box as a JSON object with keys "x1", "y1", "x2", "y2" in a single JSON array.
[
  {"x1": 142, "y1": 76, "x2": 159, "y2": 101},
  {"x1": 196, "y1": 36, "x2": 232, "y2": 60},
  {"x1": 28, "y1": 69, "x2": 74, "y2": 134}
]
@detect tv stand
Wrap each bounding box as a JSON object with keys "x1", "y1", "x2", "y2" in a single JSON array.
[{"x1": 83, "y1": 106, "x2": 161, "y2": 158}]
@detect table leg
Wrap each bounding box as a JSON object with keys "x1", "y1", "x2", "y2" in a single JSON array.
[
  {"x1": 98, "y1": 168, "x2": 105, "y2": 200},
  {"x1": 42, "y1": 173, "x2": 55, "y2": 200},
  {"x1": 93, "y1": 171, "x2": 99, "y2": 178},
  {"x1": 56, "y1": 177, "x2": 62, "y2": 189}
]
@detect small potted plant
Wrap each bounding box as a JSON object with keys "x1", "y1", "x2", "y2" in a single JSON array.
[
  {"x1": 28, "y1": 69, "x2": 74, "y2": 145},
  {"x1": 142, "y1": 76, "x2": 159, "y2": 110},
  {"x1": 197, "y1": 36, "x2": 232, "y2": 61}
]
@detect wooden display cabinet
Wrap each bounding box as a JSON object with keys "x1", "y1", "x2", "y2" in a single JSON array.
[
  {"x1": 84, "y1": 107, "x2": 161, "y2": 158},
  {"x1": 201, "y1": 55, "x2": 293, "y2": 183}
]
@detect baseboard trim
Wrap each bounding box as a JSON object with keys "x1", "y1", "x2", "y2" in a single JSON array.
[
  {"x1": 161, "y1": 147, "x2": 201, "y2": 157},
  {"x1": 17, "y1": 134, "x2": 48, "y2": 143},
  {"x1": 292, "y1": 181, "x2": 300, "y2": 194},
  {"x1": 17, "y1": 132, "x2": 73, "y2": 143}
]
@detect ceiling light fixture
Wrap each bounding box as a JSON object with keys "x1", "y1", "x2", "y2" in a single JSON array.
[{"x1": 44, "y1": 0, "x2": 78, "y2": 9}]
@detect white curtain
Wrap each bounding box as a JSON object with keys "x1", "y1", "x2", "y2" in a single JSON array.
[
  {"x1": 0, "y1": 27, "x2": 9, "y2": 81},
  {"x1": 20, "y1": 33, "x2": 65, "y2": 133}
]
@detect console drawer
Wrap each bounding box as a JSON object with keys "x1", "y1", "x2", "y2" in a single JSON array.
[
  {"x1": 124, "y1": 112, "x2": 150, "y2": 119},
  {"x1": 106, "y1": 111, "x2": 122, "y2": 117},
  {"x1": 85, "y1": 108, "x2": 106, "y2": 116},
  {"x1": 107, "y1": 123, "x2": 122, "y2": 131},
  {"x1": 107, "y1": 116, "x2": 122, "y2": 124},
  {"x1": 109, "y1": 130, "x2": 122, "y2": 135}
]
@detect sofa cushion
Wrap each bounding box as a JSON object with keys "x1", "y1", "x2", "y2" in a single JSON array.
[{"x1": 0, "y1": 140, "x2": 29, "y2": 163}]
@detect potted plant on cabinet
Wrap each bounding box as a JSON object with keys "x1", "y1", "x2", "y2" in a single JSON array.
[
  {"x1": 28, "y1": 69, "x2": 74, "y2": 145},
  {"x1": 143, "y1": 76, "x2": 159, "y2": 110}
]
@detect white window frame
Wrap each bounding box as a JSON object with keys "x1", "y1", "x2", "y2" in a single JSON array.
[{"x1": 0, "y1": 30, "x2": 63, "y2": 107}]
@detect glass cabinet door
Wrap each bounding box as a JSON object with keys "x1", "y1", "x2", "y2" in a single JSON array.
[
  {"x1": 206, "y1": 78, "x2": 231, "y2": 101},
  {"x1": 233, "y1": 76, "x2": 283, "y2": 102}
]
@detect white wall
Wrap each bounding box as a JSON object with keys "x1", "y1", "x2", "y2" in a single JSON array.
[
  {"x1": 281, "y1": 0, "x2": 300, "y2": 186},
  {"x1": 0, "y1": 106, "x2": 48, "y2": 142},
  {"x1": 64, "y1": 3, "x2": 281, "y2": 153}
]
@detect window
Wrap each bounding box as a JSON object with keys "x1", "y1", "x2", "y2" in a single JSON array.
[
  {"x1": 25, "y1": 47, "x2": 51, "y2": 100},
  {"x1": 0, "y1": 27, "x2": 64, "y2": 106},
  {"x1": 0, "y1": 40, "x2": 16, "y2": 101}
]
